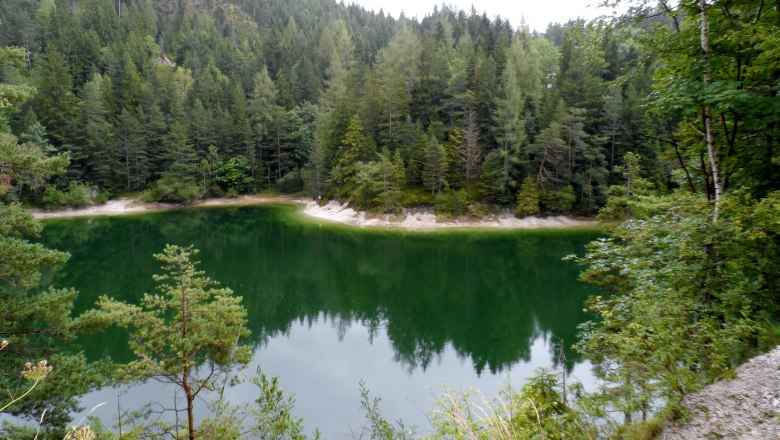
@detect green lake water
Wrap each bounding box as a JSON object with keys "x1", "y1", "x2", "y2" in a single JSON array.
[{"x1": 41, "y1": 204, "x2": 599, "y2": 437}]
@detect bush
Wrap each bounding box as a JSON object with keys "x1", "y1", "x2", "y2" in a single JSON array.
[
  {"x1": 434, "y1": 189, "x2": 470, "y2": 217},
  {"x1": 143, "y1": 174, "x2": 201, "y2": 204},
  {"x1": 276, "y1": 170, "x2": 304, "y2": 194},
  {"x1": 399, "y1": 187, "x2": 435, "y2": 206},
  {"x1": 540, "y1": 185, "x2": 576, "y2": 214},
  {"x1": 214, "y1": 156, "x2": 254, "y2": 196},
  {"x1": 41, "y1": 181, "x2": 96, "y2": 209}
]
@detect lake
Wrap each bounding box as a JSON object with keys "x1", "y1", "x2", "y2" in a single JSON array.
[{"x1": 41, "y1": 204, "x2": 599, "y2": 437}]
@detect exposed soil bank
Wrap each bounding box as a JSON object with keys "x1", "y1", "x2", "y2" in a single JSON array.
[
  {"x1": 659, "y1": 346, "x2": 780, "y2": 439},
  {"x1": 30, "y1": 196, "x2": 597, "y2": 229}
]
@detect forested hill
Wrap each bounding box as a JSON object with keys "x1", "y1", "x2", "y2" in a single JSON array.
[{"x1": 0, "y1": 0, "x2": 775, "y2": 217}]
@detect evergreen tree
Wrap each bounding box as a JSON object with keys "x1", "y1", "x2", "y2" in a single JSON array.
[
  {"x1": 515, "y1": 176, "x2": 541, "y2": 217},
  {"x1": 0, "y1": 53, "x2": 93, "y2": 433},
  {"x1": 92, "y1": 245, "x2": 251, "y2": 440},
  {"x1": 453, "y1": 112, "x2": 483, "y2": 182},
  {"x1": 335, "y1": 114, "x2": 377, "y2": 178},
  {"x1": 422, "y1": 135, "x2": 447, "y2": 195},
  {"x1": 373, "y1": 23, "x2": 422, "y2": 149},
  {"x1": 79, "y1": 73, "x2": 116, "y2": 189},
  {"x1": 116, "y1": 108, "x2": 148, "y2": 190},
  {"x1": 32, "y1": 50, "x2": 81, "y2": 173}
]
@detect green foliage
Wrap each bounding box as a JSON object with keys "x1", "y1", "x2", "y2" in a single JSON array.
[
  {"x1": 433, "y1": 189, "x2": 471, "y2": 218},
  {"x1": 428, "y1": 369, "x2": 596, "y2": 439},
  {"x1": 422, "y1": 136, "x2": 447, "y2": 196},
  {"x1": 0, "y1": 132, "x2": 69, "y2": 198},
  {"x1": 249, "y1": 371, "x2": 317, "y2": 439},
  {"x1": 0, "y1": 47, "x2": 36, "y2": 109},
  {"x1": 88, "y1": 245, "x2": 251, "y2": 439},
  {"x1": 515, "y1": 176, "x2": 541, "y2": 218},
  {"x1": 0, "y1": 67, "x2": 96, "y2": 433},
  {"x1": 0, "y1": 344, "x2": 53, "y2": 414},
  {"x1": 597, "y1": 152, "x2": 657, "y2": 222},
  {"x1": 645, "y1": 0, "x2": 780, "y2": 199},
  {"x1": 0, "y1": 0, "x2": 678, "y2": 215},
  {"x1": 41, "y1": 181, "x2": 100, "y2": 209},
  {"x1": 277, "y1": 170, "x2": 305, "y2": 194},
  {"x1": 214, "y1": 155, "x2": 255, "y2": 196},
  {"x1": 358, "y1": 381, "x2": 415, "y2": 440},
  {"x1": 399, "y1": 188, "x2": 435, "y2": 206},
  {"x1": 540, "y1": 186, "x2": 575, "y2": 214},
  {"x1": 615, "y1": 417, "x2": 665, "y2": 440},
  {"x1": 479, "y1": 149, "x2": 515, "y2": 205},
  {"x1": 572, "y1": 191, "x2": 780, "y2": 422},
  {"x1": 144, "y1": 174, "x2": 202, "y2": 204},
  {"x1": 198, "y1": 370, "x2": 318, "y2": 440}
]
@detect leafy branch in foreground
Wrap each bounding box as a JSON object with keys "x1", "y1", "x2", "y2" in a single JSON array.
[
  {"x1": 355, "y1": 380, "x2": 415, "y2": 440},
  {"x1": 571, "y1": 191, "x2": 780, "y2": 424},
  {"x1": 199, "y1": 369, "x2": 319, "y2": 440}
]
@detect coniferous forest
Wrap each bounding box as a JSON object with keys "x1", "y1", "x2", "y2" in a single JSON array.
[
  {"x1": 1, "y1": 0, "x2": 776, "y2": 214},
  {"x1": 1, "y1": 0, "x2": 779, "y2": 438},
  {"x1": 3, "y1": 0, "x2": 671, "y2": 214}
]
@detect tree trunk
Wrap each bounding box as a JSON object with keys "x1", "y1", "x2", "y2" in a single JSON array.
[
  {"x1": 700, "y1": 0, "x2": 721, "y2": 221},
  {"x1": 275, "y1": 129, "x2": 282, "y2": 181},
  {"x1": 125, "y1": 142, "x2": 131, "y2": 189},
  {"x1": 183, "y1": 367, "x2": 195, "y2": 440},
  {"x1": 181, "y1": 285, "x2": 194, "y2": 440}
]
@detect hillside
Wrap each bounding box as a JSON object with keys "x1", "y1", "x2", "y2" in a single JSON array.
[{"x1": 0, "y1": 0, "x2": 666, "y2": 215}]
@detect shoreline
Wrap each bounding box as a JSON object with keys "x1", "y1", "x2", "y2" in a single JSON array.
[{"x1": 30, "y1": 196, "x2": 598, "y2": 230}]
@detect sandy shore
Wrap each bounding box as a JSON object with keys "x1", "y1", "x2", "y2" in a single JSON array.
[
  {"x1": 29, "y1": 195, "x2": 304, "y2": 219},
  {"x1": 303, "y1": 200, "x2": 596, "y2": 229},
  {"x1": 30, "y1": 196, "x2": 597, "y2": 229}
]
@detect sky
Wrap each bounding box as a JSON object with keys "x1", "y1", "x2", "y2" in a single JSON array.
[{"x1": 348, "y1": 0, "x2": 619, "y2": 32}]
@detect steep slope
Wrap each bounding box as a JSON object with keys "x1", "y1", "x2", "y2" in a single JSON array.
[{"x1": 660, "y1": 346, "x2": 780, "y2": 439}]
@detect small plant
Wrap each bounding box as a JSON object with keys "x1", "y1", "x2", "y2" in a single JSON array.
[
  {"x1": 358, "y1": 381, "x2": 415, "y2": 440},
  {"x1": 0, "y1": 341, "x2": 54, "y2": 413}
]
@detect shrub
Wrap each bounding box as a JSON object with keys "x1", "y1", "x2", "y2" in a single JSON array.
[
  {"x1": 143, "y1": 174, "x2": 201, "y2": 204},
  {"x1": 41, "y1": 181, "x2": 96, "y2": 209},
  {"x1": 540, "y1": 185, "x2": 575, "y2": 214},
  {"x1": 276, "y1": 169, "x2": 304, "y2": 194},
  {"x1": 434, "y1": 189, "x2": 470, "y2": 217},
  {"x1": 214, "y1": 156, "x2": 254, "y2": 196},
  {"x1": 399, "y1": 188, "x2": 435, "y2": 206}
]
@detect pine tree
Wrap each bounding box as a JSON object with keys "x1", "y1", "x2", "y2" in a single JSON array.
[
  {"x1": 336, "y1": 114, "x2": 376, "y2": 178},
  {"x1": 32, "y1": 50, "x2": 80, "y2": 172},
  {"x1": 116, "y1": 108, "x2": 147, "y2": 190},
  {"x1": 515, "y1": 176, "x2": 541, "y2": 217},
  {"x1": 93, "y1": 245, "x2": 251, "y2": 440},
  {"x1": 422, "y1": 135, "x2": 447, "y2": 195},
  {"x1": 374, "y1": 23, "x2": 422, "y2": 149},
  {"x1": 80, "y1": 73, "x2": 116, "y2": 189},
  {"x1": 455, "y1": 112, "x2": 483, "y2": 181},
  {"x1": 0, "y1": 55, "x2": 92, "y2": 432}
]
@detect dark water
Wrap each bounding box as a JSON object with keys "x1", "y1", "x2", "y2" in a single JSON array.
[{"x1": 41, "y1": 205, "x2": 599, "y2": 437}]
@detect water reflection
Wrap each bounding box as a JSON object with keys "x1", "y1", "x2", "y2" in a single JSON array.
[{"x1": 43, "y1": 205, "x2": 598, "y2": 436}]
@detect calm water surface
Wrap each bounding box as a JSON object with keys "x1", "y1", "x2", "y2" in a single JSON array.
[{"x1": 41, "y1": 205, "x2": 598, "y2": 437}]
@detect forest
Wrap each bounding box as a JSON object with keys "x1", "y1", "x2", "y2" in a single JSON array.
[
  {"x1": 1, "y1": 0, "x2": 779, "y2": 438},
  {"x1": 1, "y1": 0, "x2": 671, "y2": 215}
]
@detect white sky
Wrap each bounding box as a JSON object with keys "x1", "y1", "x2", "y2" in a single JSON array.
[{"x1": 348, "y1": 0, "x2": 619, "y2": 32}]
